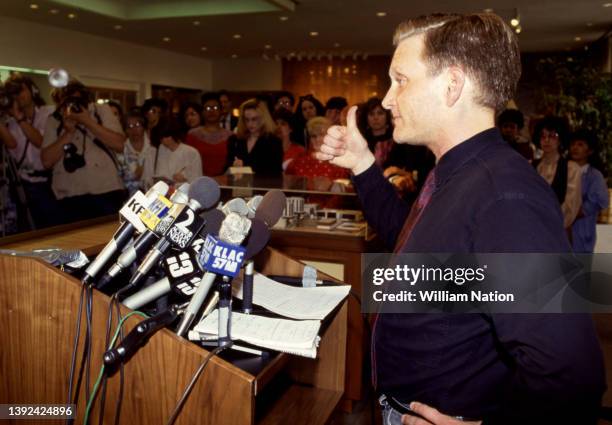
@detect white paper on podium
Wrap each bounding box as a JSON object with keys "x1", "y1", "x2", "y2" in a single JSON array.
[
  {"x1": 232, "y1": 273, "x2": 350, "y2": 320},
  {"x1": 193, "y1": 311, "x2": 321, "y2": 358}
]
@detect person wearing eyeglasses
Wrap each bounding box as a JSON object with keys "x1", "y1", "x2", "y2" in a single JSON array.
[
  {"x1": 226, "y1": 98, "x2": 283, "y2": 176},
  {"x1": 274, "y1": 91, "x2": 295, "y2": 112},
  {"x1": 184, "y1": 92, "x2": 234, "y2": 176},
  {"x1": 118, "y1": 107, "x2": 152, "y2": 195},
  {"x1": 533, "y1": 116, "x2": 582, "y2": 230}
]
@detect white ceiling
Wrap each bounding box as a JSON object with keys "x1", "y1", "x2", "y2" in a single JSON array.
[{"x1": 4, "y1": 0, "x2": 611, "y2": 59}]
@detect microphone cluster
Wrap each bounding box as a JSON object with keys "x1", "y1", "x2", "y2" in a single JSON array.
[{"x1": 80, "y1": 180, "x2": 286, "y2": 365}]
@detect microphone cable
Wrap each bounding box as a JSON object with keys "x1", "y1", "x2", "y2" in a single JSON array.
[
  {"x1": 165, "y1": 344, "x2": 230, "y2": 425},
  {"x1": 97, "y1": 293, "x2": 126, "y2": 425},
  {"x1": 83, "y1": 310, "x2": 148, "y2": 425},
  {"x1": 65, "y1": 282, "x2": 86, "y2": 425}
]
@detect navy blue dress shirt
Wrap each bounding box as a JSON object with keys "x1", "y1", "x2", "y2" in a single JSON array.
[{"x1": 353, "y1": 128, "x2": 605, "y2": 424}]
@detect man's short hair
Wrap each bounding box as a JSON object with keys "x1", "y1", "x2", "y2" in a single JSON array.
[
  {"x1": 393, "y1": 13, "x2": 521, "y2": 113},
  {"x1": 497, "y1": 108, "x2": 524, "y2": 129},
  {"x1": 325, "y1": 96, "x2": 348, "y2": 111},
  {"x1": 201, "y1": 91, "x2": 221, "y2": 105}
]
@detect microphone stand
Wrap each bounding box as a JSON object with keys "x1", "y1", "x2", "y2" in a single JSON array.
[
  {"x1": 217, "y1": 276, "x2": 233, "y2": 348},
  {"x1": 242, "y1": 260, "x2": 254, "y2": 314}
]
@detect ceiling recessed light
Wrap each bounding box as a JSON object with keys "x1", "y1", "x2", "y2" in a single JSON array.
[
  {"x1": 200, "y1": 46, "x2": 207, "y2": 51},
  {"x1": 279, "y1": 16, "x2": 289, "y2": 21},
  {"x1": 30, "y1": 4, "x2": 39, "y2": 10},
  {"x1": 233, "y1": 34, "x2": 242, "y2": 39},
  {"x1": 334, "y1": 42, "x2": 340, "y2": 47},
  {"x1": 574, "y1": 36, "x2": 582, "y2": 41},
  {"x1": 113, "y1": 24, "x2": 122, "y2": 30},
  {"x1": 310, "y1": 31, "x2": 319, "y2": 37},
  {"x1": 603, "y1": 2, "x2": 612, "y2": 7},
  {"x1": 586, "y1": 22, "x2": 593, "y2": 27},
  {"x1": 67, "y1": 13, "x2": 76, "y2": 19},
  {"x1": 231, "y1": 54, "x2": 238, "y2": 59},
  {"x1": 193, "y1": 20, "x2": 200, "y2": 26},
  {"x1": 515, "y1": 26, "x2": 522, "y2": 34},
  {"x1": 264, "y1": 44, "x2": 272, "y2": 49},
  {"x1": 483, "y1": 8, "x2": 494, "y2": 13},
  {"x1": 162, "y1": 36, "x2": 171, "y2": 42},
  {"x1": 510, "y1": 18, "x2": 519, "y2": 27},
  {"x1": 376, "y1": 12, "x2": 386, "y2": 17},
  {"x1": 49, "y1": 8, "x2": 58, "y2": 14}
]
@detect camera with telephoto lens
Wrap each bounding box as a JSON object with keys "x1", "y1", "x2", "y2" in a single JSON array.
[
  {"x1": 0, "y1": 80, "x2": 22, "y2": 113},
  {"x1": 63, "y1": 142, "x2": 86, "y2": 173},
  {"x1": 62, "y1": 95, "x2": 88, "y2": 114}
]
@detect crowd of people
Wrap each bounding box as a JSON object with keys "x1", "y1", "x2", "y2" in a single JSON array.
[{"x1": 0, "y1": 70, "x2": 608, "y2": 251}]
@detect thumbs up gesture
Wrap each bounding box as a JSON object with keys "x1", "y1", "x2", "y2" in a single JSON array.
[{"x1": 316, "y1": 106, "x2": 375, "y2": 175}]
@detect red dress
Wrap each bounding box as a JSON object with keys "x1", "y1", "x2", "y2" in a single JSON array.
[
  {"x1": 185, "y1": 128, "x2": 233, "y2": 176},
  {"x1": 285, "y1": 152, "x2": 349, "y2": 180}
]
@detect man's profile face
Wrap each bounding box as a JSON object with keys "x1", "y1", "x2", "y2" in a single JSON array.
[{"x1": 382, "y1": 35, "x2": 443, "y2": 146}]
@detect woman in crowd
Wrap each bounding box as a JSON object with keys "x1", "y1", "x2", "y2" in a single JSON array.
[
  {"x1": 185, "y1": 93, "x2": 233, "y2": 176},
  {"x1": 226, "y1": 99, "x2": 283, "y2": 176},
  {"x1": 273, "y1": 108, "x2": 305, "y2": 171},
  {"x1": 142, "y1": 97, "x2": 168, "y2": 143},
  {"x1": 118, "y1": 107, "x2": 151, "y2": 196},
  {"x1": 358, "y1": 97, "x2": 394, "y2": 168},
  {"x1": 142, "y1": 118, "x2": 202, "y2": 188},
  {"x1": 569, "y1": 130, "x2": 609, "y2": 252},
  {"x1": 179, "y1": 101, "x2": 202, "y2": 136},
  {"x1": 286, "y1": 117, "x2": 348, "y2": 180},
  {"x1": 533, "y1": 116, "x2": 582, "y2": 230},
  {"x1": 293, "y1": 94, "x2": 325, "y2": 147}
]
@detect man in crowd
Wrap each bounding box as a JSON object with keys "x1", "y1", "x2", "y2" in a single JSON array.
[
  {"x1": 325, "y1": 96, "x2": 348, "y2": 126},
  {"x1": 318, "y1": 13, "x2": 604, "y2": 425},
  {"x1": 41, "y1": 80, "x2": 126, "y2": 222},
  {"x1": 218, "y1": 89, "x2": 238, "y2": 131}
]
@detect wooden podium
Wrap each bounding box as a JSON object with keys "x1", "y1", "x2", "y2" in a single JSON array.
[{"x1": 0, "y1": 246, "x2": 347, "y2": 425}]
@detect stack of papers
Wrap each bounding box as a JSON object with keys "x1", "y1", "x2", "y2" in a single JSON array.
[
  {"x1": 232, "y1": 273, "x2": 351, "y2": 320},
  {"x1": 192, "y1": 311, "x2": 321, "y2": 358}
]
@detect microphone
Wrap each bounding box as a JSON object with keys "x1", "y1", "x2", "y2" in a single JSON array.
[
  {"x1": 175, "y1": 212, "x2": 251, "y2": 337},
  {"x1": 220, "y1": 197, "x2": 249, "y2": 217},
  {"x1": 246, "y1": 195, "x2": 263, "y2": 218},
  {"x1": 95, "y1": 184, "x2": 190, "y2": 289},
  {"x1": 121, "y1": 209, "x2": 225, "y2": 310},
  {"x1": 103, "y1": 304, "x2": 181, "y2": 374},
  {"x1": 82, "y1": 181, "x2": 169, "y2": 284},
  {"x1": 254, "y1": 190, "x2": 286, "y2": 227},
  {"x1": 242, "y1": 190, "x2": 285, "y2": 312},
  {"x1": 126, "y1": 177, "x2": 221, "y2": 290}
]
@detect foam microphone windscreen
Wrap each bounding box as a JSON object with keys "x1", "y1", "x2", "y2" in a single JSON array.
[
  {"x1": 245, "y1": 218, "x2": 271, "y2": 260},
  {"x1": 188, "y1": 176, "x2": 221, "y2": 209},
  {"x1": 221, "y1": 198, "x2": 249, "y2": 216},
  {"x1": 149, "y1": 181, "x2": 170, "y2": 197},
  {"x1": 199, "y1": 208, "x2": 225, "y2": 237},
  {"x1": 255, "y1": 190, "x2": 286, "y2": 227}
]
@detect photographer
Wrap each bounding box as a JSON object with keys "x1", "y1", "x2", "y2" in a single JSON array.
[
  {"x1": 0, "y1": 73, "x2": 61, "y2": 229},
  {"x1": 41, "y1": 80, "x2": 126, "y2": 223}
]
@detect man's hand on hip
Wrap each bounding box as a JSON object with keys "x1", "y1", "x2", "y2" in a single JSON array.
[{"x1": 316, "y1": 105, "x2": 374, "y2": 175}]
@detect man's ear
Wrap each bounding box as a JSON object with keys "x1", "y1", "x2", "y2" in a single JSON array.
[{"x1": 445, "y1": 66, "x2": 466, "y2": 107}]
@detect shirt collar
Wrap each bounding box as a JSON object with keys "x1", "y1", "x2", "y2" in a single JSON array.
[
  {"x1": 579, "y1": 163, "x2": 590, "y2": 174},
  {"x1": 434, "y1": 127, "x2": 503, "y2": 189}
]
